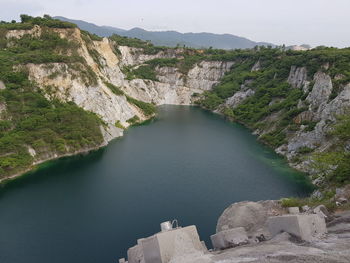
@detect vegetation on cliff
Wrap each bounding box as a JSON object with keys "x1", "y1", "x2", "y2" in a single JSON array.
[
  {"x1": 312, "y1": 114, "x2": 350, "y2": 186},
  {"x1": 0, "y1": 16, "x2": 104, "y2": 179},
  {"x1": 1, "y1": 15, "x2": 349, "y2": 190},
  {"x1": 197, "y1": 46, "x2": 350, "y2": 187},
  {"x1": 0, "y1": 14, "x2": 76, "y2": 31}
]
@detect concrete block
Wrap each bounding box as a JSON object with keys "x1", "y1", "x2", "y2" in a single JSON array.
[
  {"x1": 267, "y1": 214, "x2": 327, "y2": 241},
  {"x1": 140, "y1": 225, "x2": 204, "y2": 263},
  {"x1": 127, "y1": 244, "x2": 145, "y2": 263},
  {"x1": 288, "y1": 207, "x2": 300, "y2": 214},
  {"x1": 211, "y1": 227, "x2": 248, "y2": 250}
]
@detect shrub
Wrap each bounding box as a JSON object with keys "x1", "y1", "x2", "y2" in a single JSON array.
[
  {"x1": 104, "y1": 82, "x2": 124, "y2": 96},
  {"x1": 115, "y1": 121, "x2": 125, "y2": 129},
  {"x1": 126, "y1": 96, "x2": 156, "y2": 116},
  {"x1": 126, "y1": 115, "x2": 140, "y2": 125},
  {"x1": 297, "y1": 146, "x2": 313, "y2": 154}
]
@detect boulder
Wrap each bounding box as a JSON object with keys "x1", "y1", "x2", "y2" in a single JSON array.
[
  {"x1": 216, "y1": 201, "x2": 285, "y2": 239},
  {"x1": 211, "y1": 227, "x2": 248, "y2": 250}
]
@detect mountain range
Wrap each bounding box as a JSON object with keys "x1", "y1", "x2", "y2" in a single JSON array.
[{"x1": 54, "y1": 16, "x2": 274, "y2": 49}]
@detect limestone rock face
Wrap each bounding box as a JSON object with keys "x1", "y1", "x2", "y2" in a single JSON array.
[
  {"x1": 26, "y1": 63, "x2": 139, "y2": 127},
  {"x1": 293, "y1": 111, "x2": 314, "y2": 124},
  {"x1": 287, "y1": 66, "x2": 308, "y2": 89},
  {"x1": 216, "y1": 201, "x2": 285, "y2": 238},
  {"x1": 318, "y1": 83, "x2": 350, "y2": 121},
  {"x1": 225, "y1": 89, "x2": 255, "y2": 108},
  {"x1": 251, "y1": 60, "x2": 261, "y2": 72},
  {"x1": 186, "y1": 61, "x2": 234, "y2": 91},
  {"x1": 5, "y1": 25, "x2": 42, "y2": 39},
  {"x1": 123, "y1": 61, "x2": 233, "y2": 106},
  {"x1": 100, "y1": 125, "x2": 124, "y2": 146},
  {"x1": 14, "y1": 27, "x2": 233, "y2": 144},
  {"x1": 118, "y1": 46, "x2": 179, "y2": 66},
  {"x1": 279, "y1": 83, "x2": 350, "y2": 163},
  {"x1": 306, "y1": 72, "x2": 333, "y2": 109}
]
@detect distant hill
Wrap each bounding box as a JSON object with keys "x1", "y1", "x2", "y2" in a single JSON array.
[{"x1": 54, "y1": 16, "x2": 274, "y2": 49}]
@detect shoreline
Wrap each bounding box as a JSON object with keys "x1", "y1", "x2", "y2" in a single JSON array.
[
  {"x1": 0, "y1": 114, "x2": 157, "y2": 186},
  {"x1": 0, "y1": 106, "x2": 312, "y2": 189},
  {"x1": 0, "y1": 141, "x2": 112, "y2": 186}
]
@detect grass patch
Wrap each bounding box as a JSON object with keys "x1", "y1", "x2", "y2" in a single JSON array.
[{"x1": 126, "y1": 96, "x2": 156, "y2": 116}]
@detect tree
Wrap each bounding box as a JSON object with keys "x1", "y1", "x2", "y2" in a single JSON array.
[{"x1": 20, "y1": 14, "x2": 32, "y2": 23}]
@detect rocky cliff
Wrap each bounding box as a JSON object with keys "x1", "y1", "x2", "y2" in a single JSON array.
[
  {"x1": 1, "y1": 20, "x2": 349, "y2": 189},
  {"x1": 13, "y1": 27, "x2": 232, "y2": 122},
  {"x1": 198, "y1": 48, "x2": 350, "y2": 189},
  {"x1": 0, "y1": 24, "x2": 233, "y2": 181}
]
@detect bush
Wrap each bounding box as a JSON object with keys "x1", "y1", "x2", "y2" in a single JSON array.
[
  {"x1": 132, "y1": 65, "x2": 158, "y2": 81},
  {"x1": 126, "y1": 115, "x2": 140, "y2": 125},
  {"x1": 109, "y1": 34, "x2": 166, "y2": 54},
  {"x1": 297, "y1": 146, "x2": 313, "y2": 154},
  {"x1": 115, "y1": 121, "x2": 125, "y2": 129},
  {"x1": 281, "y1": 198, "x2": 306, "y2": 208},
  {"x1": 18, "y1": 14, "x2": 76, "y2": 28},
  {"x1": 260, "y1": 130, "x2": 286, "y2": 147},
  {"x1": 104, "y1": 82, "x2": 124, "y2": 96},
  {"x1": 146, "y1": 58, "x2": 178, "y2": 68},
  {"x1": 126, "y1": 96, "x2": 156, "y2": 116}
]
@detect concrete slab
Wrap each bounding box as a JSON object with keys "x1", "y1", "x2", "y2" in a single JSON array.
[{"x1": 267, "y1": 214, "x2": 327, "y2": 241}]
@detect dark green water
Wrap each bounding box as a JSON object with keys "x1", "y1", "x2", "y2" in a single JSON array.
[{"x1": 0, "y1": 106, "x2": 312, "y2": 263}]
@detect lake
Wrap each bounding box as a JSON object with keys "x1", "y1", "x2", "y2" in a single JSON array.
[{"x1": 0, "y1": 105, "x2": 312, "y2": 263}]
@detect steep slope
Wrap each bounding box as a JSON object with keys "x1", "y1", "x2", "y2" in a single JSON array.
[
  {"x1": 54, "y1": 16, "x2": 273, "y2": 49},
  {"x1": 197, "y1": 47, "x2": 350, "y2": 190},
  {"x1": 0, "y1": 16, "x2": 233, "y2": 181},
  {"x1": 1, "y1": 16, "x2": 349, "y2": 193}
]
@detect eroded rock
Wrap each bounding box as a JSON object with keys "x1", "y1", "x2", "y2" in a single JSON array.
[
  {"x1": 216, "y1": 201, "x2": 285, "y2": 239},
  {"x1": 225, "y1": 89, "x2": 255, "y2": 108},
  {"x1": 287, "y1": 66, "x2": 308, "y2": 89}
]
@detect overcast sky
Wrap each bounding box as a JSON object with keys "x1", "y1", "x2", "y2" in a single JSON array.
[{"x1": 1, "y1": 0, "x2": 349, "y2": 47}]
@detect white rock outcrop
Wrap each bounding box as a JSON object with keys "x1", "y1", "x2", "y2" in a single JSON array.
[
  {"x1": 225, "y1": 89, "x2": 255, "y2": 108},
  {"x1": 287, "y1": 66, "x2": 308, "y2": 90},
  {"x1": 306, "y1": 72, "x2": 333, "y2": 109},
  {"x1": 13, "y1": 27, "x2": 233, "y2": 143}
]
